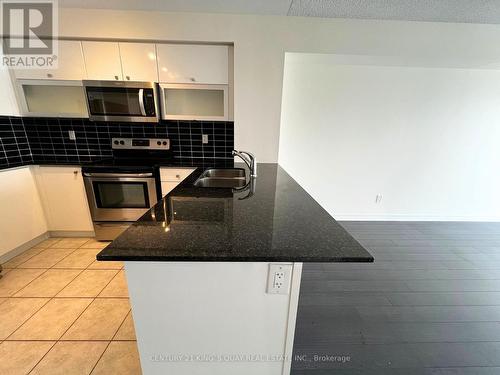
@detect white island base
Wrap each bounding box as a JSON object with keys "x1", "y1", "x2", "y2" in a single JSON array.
[{"x1": 125, "y1": 261, "x2": 303, "y2": 375}]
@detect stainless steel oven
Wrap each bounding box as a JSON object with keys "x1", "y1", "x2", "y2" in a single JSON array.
[
  {"x1": 83, "y1": 80, "x2": 159, "y2": 122},
  {"x1": 83, "y1": 172, "x2": 158, "y2": 240}
]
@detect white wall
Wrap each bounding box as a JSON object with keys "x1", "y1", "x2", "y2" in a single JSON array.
[
  {"x1": 52, "y1": 8, "x2": 500, "y2": 162},
  {"x1": 279, "y1": 53, "x2": 500, "y2": 221},
  {"x1": 0, "y1": 44, "x2": 20, "y2": 116},
  {"x1": 0, "y1": 166, "x2": 48, "y2": 257}
]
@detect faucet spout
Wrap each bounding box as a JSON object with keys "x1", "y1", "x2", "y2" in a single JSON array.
[{"x1": 232, "y1": 150, "x2": 257, "y2": 178}]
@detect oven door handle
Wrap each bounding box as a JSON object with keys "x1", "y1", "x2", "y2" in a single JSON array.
[
  {"x1": 138, "y1": 88, "x2": 146, "y2": 116},
  {"x1": 83, "y1": 172, "x2": 154, "y2": 178}
]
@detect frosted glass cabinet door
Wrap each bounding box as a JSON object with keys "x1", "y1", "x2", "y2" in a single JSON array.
[
  {"x1": 159, "y1": 84, "x2": 228, "y2": 121},
  {"x1": 119, "y1": 42, "x2": 158, "y2": 82},
  {"x1": 13, "y1": 40, "x2": 86, "y2": 80},
  {"x1": 157, "y1": 44, "x2": 228, "y2": 84},
  {"x1": 82, "y1": 41, "x2": 123, "y2": 81},
  {"x1": 16, "y1": 80, "x2": 88, "y2": 117}
]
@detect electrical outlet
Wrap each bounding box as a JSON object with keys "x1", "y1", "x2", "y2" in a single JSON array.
[
  {"x1": 68, "y1": 130, "x2": 76, "y2": 141},
  {"x1": 267, "y1": 264, "x2": 292, "y2": 295},
  {"x1": 375, "y1": 194, "x2": 383, "y2": 204},
  {"x1": 202, "y1": 134, "x2": 209, "y2": 144}
]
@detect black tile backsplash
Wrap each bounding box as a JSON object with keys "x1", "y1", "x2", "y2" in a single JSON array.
[
  {"x1": 0, "y1": 116, "x2": 33, "y2": 169},
  {"x1": 0, "y1": 116, "x2": 234, "y2": 170}
]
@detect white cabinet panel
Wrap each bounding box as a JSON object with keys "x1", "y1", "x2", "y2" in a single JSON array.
[
  {"x1": 34, "y1": 166, "x2": 93, "y2": 232},
  {"x1": 82, "y1": 41, "x2": 123, "y2": 81},
  {"x1": 119, "y1": 42, "x2": 158, "y2": 82},
  {"x1": 157, "y1": 44, "x2": 228, "y2": 84},
  {"x1": 13, "y1": 40, "x2": 86, "y2": 80},
  {"x1": 0, "y1": 166, "x2": 47, "y2": 257},
  {"x1": 160, "y1": 168, "x2": 195, "y2": 196},
  {"x1": 160, "y1": 167, "x2": 195, "y2": 182},
  {"x1": 161, "y1": 181, "x2": 179, "y2": 196}
]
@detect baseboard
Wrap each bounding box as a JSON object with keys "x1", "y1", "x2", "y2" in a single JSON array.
[
  {"x1": 335, "y1": 214, "x2": 500, "y2": 222},
  {"x1": 0, "y1": 232, "x2": 49, "y2": 264},
  {"x1": 49, "y1": 230, "x2": 95, "y2": 237}
]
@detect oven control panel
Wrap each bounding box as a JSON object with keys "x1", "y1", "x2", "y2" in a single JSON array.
[{"x1": 112, "y1": 138, "x2": 170, "y2": 150}]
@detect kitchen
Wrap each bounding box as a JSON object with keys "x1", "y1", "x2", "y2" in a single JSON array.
[
  {"x1": 0, "y1": 35, "x2": 373, "y2": 373},
  {"x1": 2, "y1": 1, "x2": 500, "y2": 375}
]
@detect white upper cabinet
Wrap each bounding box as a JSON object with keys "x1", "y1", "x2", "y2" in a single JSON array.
[
  {"x1": 119, "y1": 42, "x2": 158, "y2": 82},
  {"x1": 16, "y1": 80, "x2": 88, "y2": 118},
  {"x1": 159, "y1": 83, "x2": 228, "y2": 121},
  {"x1": 157, "y1": 44, "x2": 228, "y2": 84},
  {"x1": 82, "y1": 41, "x2": 123, "y2": 81},
  {"x1": 13, "y1": 40, "x2": 86, "y2": 80}
]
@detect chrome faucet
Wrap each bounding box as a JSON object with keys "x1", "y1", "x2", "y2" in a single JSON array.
[{"x1": 232, "y1": 150, "x2": 257, "y2": 177}]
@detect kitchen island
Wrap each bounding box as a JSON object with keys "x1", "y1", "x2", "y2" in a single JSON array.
[{"x1": 98, "y1": 163, "x2": 373, "y2": 375}]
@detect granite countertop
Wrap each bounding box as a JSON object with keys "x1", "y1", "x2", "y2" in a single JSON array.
[{"x1": 97, "y1": 163, "x2": 374, "y2": 263}]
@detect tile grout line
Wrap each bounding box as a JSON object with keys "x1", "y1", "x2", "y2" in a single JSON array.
[
  {"x1": 13, "y1": 246, "x2": 83, "y2": 270},
  {"x1": 26, "y1": 340, "x2": 58, "y2": 375},
  {"x1": 3, "y1": 248, "x2": 89, "y2": 340},
  {"x1": 15, "y1": 237, "x2": 95, "y2": 270},
  {"x1": 113, "y1": 310, "x2": 133, "y2": 341},
  {"x1": 10, "y1": 246, "x2": 88, "y2": 295},
  {"x1": 25, "y1": 262, "x2": 121, "y2": 374},
  {"x1": 81, "y1": 266, "x2": 131, "y2": 374},
  {"x1": 96, "y1": 269, "x2": 124, "y2": 298},
  {"x1": 1, "y1": 237, "x2": 64, "y2": 268},
  {"x1": 89, "y1": 305, "x2": 133, "y2": 374},
  {"x1": 12, "y1": 268, "x2": 85, "y2": 299},
  {"x1": 3, "y1": 297, "x2": 54, "y2": 341},
  {"x1": 1, "y1": 235, "x2": 130, "y2": 375},
  {"x1": 4, "y1": 339, "x2": 137, "y2": 342},
  {"x1": 2, "y1": 239, "x2": 119, "y2": 344}
]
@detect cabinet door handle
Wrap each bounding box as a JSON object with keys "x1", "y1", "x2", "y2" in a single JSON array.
[
  {"x1": 47, "y1": 73, "x2": 53, "y2": 78},
  {"x1": 190, "y1": 77, "x2": 196, "y2": 82},
  {"x1": 175, "y1": 174, "x2": 180, "y2": 179},
  {"x1": 114, "y1": 75, "x2": 119, "y2": 80},
  {"x1": 126, "y1": 76, "x2": 130, "y2": 80},
  {"x1": 73, "y1": 170, "x2": 78, "y2": 175}
]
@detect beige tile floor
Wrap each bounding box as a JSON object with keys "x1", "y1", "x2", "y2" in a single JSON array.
[{"x1": 0, "y1": 237, "x2": 142, "y2": 375}]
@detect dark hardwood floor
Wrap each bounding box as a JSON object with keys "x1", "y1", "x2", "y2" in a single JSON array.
[{"x1": 291, "y1": 221, "x2": 500, "y2": 374}]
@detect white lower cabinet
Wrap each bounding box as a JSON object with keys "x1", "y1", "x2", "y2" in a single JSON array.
[
  {"x1": 34, "y1": 166, "x2": 93, "y2": 232},
  {"x1": 161, "y1": 181, "x2": 179, "y2": 196},
  {"x1": 160, "y1": 167, "x2": 195, "y2": 196}
]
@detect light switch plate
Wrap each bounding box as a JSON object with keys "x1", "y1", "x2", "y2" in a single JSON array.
[{"x1": 267, "y1": 263, "x2": 292, "y2": 295}]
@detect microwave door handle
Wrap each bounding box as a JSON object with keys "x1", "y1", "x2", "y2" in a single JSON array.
[{"x1": 138, "y1": 88, "x2": 146, "y2": 116}]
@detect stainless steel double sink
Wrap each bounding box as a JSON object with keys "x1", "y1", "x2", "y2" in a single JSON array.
[{"x1": 194, "y1": 168, "x2": 247, "y2": 188}]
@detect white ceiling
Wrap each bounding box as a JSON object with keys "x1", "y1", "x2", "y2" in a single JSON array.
[
  {"x1": 59, "y1": 0, "x2": 500, "y2": 24},
  {"x1": 58, "y1": 0, "x2": 293, "y2": 15},
  {"x1": 288, "y1": 0, "x2": 500, "y2": 24}
]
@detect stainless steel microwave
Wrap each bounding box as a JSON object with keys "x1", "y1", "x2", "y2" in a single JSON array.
[{"x1": 83, "y1": 80, "x2": 159, "y2": 122}]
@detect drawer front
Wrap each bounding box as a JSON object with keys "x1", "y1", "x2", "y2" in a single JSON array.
[
  {"x1": 161, "y1": 181, "x2": 179, "y2": 196},
  {"x1": 160, "y1": 168, "x2": 195, "y2": 182}
]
